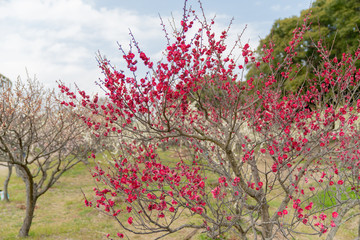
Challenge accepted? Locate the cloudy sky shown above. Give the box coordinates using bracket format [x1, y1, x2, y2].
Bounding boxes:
[0, 0, 312, 94]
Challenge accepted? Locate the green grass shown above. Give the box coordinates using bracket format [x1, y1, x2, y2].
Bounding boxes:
[0, 152, 207, 240]
[311, 186, 360, 208]
[0, 162, 122, 240]
[0, 149, 359, 240]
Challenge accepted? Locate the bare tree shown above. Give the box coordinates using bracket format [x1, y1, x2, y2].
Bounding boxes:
[0, 76, 91, 237]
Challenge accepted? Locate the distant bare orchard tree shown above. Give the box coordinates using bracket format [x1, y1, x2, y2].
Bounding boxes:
[0, 76, 91, 237]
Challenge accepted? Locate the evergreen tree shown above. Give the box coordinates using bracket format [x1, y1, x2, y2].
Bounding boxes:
[247, 0, 360, 93]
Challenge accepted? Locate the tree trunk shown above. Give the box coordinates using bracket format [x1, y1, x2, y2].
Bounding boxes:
[261, 200, 272, 239]
[17, 166, 37, 238]
[326, 201, 358, 240]
[3, 163, 12, 202]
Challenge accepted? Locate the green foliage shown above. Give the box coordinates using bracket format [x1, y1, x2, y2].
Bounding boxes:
[247, 0, 360, 93]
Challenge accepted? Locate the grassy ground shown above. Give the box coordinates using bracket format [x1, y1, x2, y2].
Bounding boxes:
[0, 150, 359, 239]
[0, 154, 206, 240]
[0, 162, 118, 239]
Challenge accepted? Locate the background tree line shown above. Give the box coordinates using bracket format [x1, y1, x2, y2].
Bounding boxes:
[247, 0, 360, 94]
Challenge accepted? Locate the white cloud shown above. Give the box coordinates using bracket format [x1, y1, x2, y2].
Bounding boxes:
[0, 0, 265, 95]
[271, 4, 281, 11]
[0, 0, 163, 93]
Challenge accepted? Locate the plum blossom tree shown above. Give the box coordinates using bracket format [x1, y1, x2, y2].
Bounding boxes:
[61, 2, 360, 239]
[0, 76, 91, 237]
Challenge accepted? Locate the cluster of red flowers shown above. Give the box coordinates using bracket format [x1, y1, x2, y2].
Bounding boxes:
[59, 2, 360, 238]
